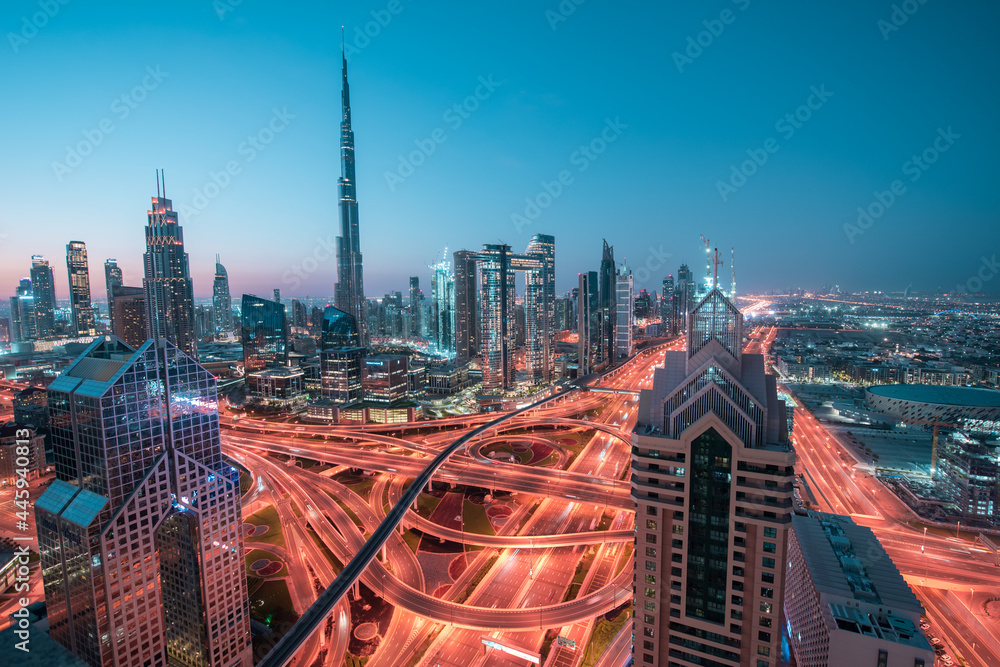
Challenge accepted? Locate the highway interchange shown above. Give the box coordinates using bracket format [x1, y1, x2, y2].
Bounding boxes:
[3, 315, 999, 666]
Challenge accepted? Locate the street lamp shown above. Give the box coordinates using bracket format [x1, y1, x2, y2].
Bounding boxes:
[921, 526, 927, 553]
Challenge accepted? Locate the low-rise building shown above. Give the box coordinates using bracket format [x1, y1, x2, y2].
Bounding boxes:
[363, 354, 409, 404]
[246, 366, 308, 411]
[785, 510, 934, 667]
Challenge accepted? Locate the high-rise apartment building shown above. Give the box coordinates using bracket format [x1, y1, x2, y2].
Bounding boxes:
[241, 294, 287, 374]
[34, 337, 251, 667]
[143, 171, 197, 358]
[785, 511, 934, 667]
[632, 287, 794, 666]
[213, 256, 232, 335]
[334, 43, 368, 346]
[453, 250, 479, 363]
[66, 241, 96, 336]
[31, 255, 57, 339]
[104, 259, 123, 329]
[111, 286, 147, 348]
[615, 265, 633, 359]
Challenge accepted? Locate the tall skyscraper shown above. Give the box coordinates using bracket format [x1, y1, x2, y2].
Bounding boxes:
[291, 299, 307, 329]
[599, 239, 615, 363]
[104, 259, 123, 329]
[675, 263, 694, 334]
[632, 286, 794, 666]
[479, 244, 515, 391]
[578, 271, 600, 375]
[66, 241, 96, 336]
[430, 252, 454, 353]
[111, 285, 147, 348]
[334, 42, 367, 346]
[477, 234, 556, 391]
[523, 234, 555, 382]
[31, 255, 56, 339]
[408, 276, 422, 338]
[35, 337, 251, 667]
[615, 265, 633, 359]
[661, 274, 675, 335]
[241, 294, 288, 374]
[213, 256, 232, 335]
[453, 250, 479, 363]
[143, 170, 197, 358]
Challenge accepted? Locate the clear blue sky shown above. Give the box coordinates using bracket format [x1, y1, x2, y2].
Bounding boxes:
[1, 0, 997, 302]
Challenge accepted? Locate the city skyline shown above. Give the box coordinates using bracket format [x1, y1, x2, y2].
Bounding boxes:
[3, 2, 999, 299]
[2, 6, 999, 666]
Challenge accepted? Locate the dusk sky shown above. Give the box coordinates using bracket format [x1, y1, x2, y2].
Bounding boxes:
[2, 0, 998, 302]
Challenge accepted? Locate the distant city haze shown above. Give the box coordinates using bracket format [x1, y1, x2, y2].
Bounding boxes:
[3, 1, 998, 299]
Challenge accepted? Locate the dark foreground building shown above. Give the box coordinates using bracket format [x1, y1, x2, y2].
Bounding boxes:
[35, 337, 251, 667]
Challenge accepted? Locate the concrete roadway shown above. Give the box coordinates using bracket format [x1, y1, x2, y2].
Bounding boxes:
[416, 370, 646, 666]
[234, 449, 348, 667]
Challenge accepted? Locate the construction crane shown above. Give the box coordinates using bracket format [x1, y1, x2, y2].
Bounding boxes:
[731, 248, 736, 300]
[700, 234, 712, 291]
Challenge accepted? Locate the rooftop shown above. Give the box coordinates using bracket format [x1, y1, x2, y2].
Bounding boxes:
[868, 384, 1000, 407]
[792, 511, 923, 613]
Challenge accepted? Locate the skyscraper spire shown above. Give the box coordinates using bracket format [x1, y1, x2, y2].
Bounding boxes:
[335, 35, 367, 345]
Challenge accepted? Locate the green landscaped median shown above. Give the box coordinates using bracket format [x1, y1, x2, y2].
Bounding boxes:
[463, 499, 495, 536]
[580, 607, 632, 667]
[249, 579, 297, 627]
[244, 549, 288, 578]
[245, 505, 285, 549]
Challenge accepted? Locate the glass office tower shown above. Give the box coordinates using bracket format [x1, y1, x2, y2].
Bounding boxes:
[320, 306, 363, 404]
[213, 256, 232, 336]
[35, 336, 251, 667]
[31, 255, 57, 339]
[241, 294, 288, 374]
